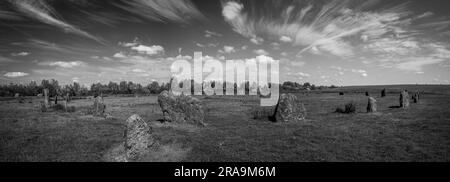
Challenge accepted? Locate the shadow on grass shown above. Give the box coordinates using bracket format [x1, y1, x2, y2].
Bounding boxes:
[389, 106, 401, 109]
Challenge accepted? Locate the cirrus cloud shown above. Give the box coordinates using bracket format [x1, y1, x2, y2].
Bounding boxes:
[4, 72, 29, 78]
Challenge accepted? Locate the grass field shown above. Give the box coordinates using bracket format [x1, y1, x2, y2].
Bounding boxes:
[1, 85, 449, 161]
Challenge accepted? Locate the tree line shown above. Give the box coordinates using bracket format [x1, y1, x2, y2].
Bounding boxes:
[0, 79, 169, 97]
[0, 79, 339, 97]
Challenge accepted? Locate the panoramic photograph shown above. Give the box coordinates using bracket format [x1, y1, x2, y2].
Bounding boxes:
[0, 0, 449, 164]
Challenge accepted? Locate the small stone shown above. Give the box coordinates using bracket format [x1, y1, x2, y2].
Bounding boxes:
[124, 114, 155, 160]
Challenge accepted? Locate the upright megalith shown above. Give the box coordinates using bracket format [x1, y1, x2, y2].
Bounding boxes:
[365, 91, 370, 96]
[65, 93, 70, 103]
[92, 95, 106, 116]
[412, 92, 420, 103]
[274, 93, 307, 122]
[124, 114, 156, 160]
[43, 88, 49, 108]
[157, 90, 205, 126]
[367, 97, 377, 113]
[400, 90, 410, 108]
[64, 93, 70, 111]
[381, 89, 386, 97]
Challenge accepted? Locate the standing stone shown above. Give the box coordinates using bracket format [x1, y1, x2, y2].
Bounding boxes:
[412, 92, 419, 103]
[66, 93, 70, 103]
[54, 95, 58, 105]
[64, 100, 68, 111]
[43, 89, 49, 108]
[365, 91, 370, 96]
[93, 96, 106, 116]
[367, 97, 377, 113]
[63, 93, 69, 111]
[400, 90, 410, 108]
[157, 90, 205, 126]
[381, 89, 386, 97]
[274, 93, 307, 122]
[124, 114, 155, 160]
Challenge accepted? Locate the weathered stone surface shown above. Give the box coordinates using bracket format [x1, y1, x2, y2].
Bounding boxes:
[367, 97, 377, 113]
[124, 114, 155, 160]
[274, 93, 307, 122]
[400, 90, 410, 108]
[157, 90, 205, 126]
[92, 96, 106, 116]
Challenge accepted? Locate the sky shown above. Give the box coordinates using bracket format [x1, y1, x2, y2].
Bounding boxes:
[1, 0, 450, 86]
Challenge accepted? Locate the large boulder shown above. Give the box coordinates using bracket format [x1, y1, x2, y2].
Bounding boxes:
[157, 90, 205, 126]
[367, 97, 377, 113]
[400, 90, 410, 108]
[124, 114, 156, 160]
[274, 93, 307, 122]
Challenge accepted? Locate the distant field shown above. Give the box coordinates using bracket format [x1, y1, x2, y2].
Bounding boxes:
[329, 84, 450, 95]
[0, 85, 449, 161]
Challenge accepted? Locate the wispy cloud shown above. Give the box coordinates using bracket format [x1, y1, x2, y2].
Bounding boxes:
[394, 58, 444, 72]
[11, 52, 29, 57]
[205, 30, 222, 38]
[113, 52, 127, 58]
[279, 36, 292, 43]
[221, 0, 450, 74]
[12, 0, 104, 44]
[38, 61, 86, 68]
[351, 69, 368, 77]
[195, 42, 205, 48]
[0, 56, 16, 63]
[219, 45, 236, 54]
[12, 39, 98, 55]
[0, 9, 22, 20]
[131, 45, 164, 56]
[4, 72, 29, 78]
[222, 1, 264, 44]
[115, 0, 206, 24]
[253, 49, 269, 56]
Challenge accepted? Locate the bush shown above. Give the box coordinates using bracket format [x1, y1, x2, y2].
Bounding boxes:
[335, 102, 356, 114]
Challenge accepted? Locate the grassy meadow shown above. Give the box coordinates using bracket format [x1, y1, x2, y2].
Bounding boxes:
[0, 85, 449, 161]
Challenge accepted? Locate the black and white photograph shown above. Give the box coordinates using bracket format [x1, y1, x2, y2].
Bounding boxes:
[0, 0, 449, 170]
